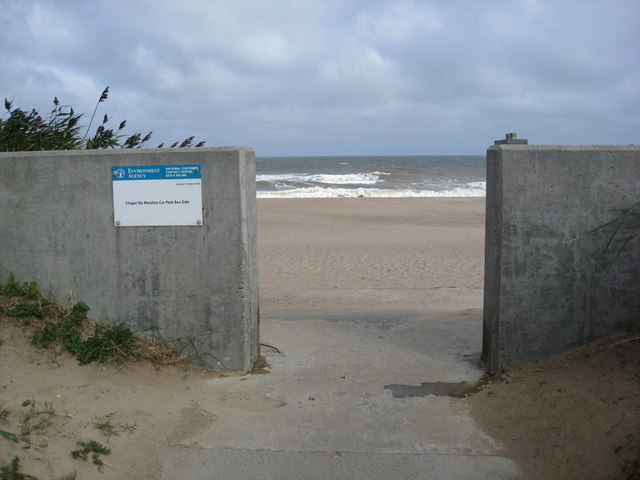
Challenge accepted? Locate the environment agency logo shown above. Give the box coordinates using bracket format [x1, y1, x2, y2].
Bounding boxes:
[114, 168, 126, 179]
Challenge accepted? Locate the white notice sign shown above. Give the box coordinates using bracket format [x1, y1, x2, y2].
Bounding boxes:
[112, 164, 203, 226]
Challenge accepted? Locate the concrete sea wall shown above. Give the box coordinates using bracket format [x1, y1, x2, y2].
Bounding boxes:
[0, 147, 259, 372]
[483, 145, 640, 373]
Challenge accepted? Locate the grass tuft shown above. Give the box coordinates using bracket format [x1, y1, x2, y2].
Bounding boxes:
[92, 412, 137, 441]
[0, 404, 9, 425]
[2, 274, 38, 299]
[0, 430, 19, 444]
[1, 273, 190, 369]
[76, 323, 136, 365]
[7, 303, 44, 320]
[0, 456, 39, 480]
[19, 399, 56, 442]
[1, 87, 205, 151]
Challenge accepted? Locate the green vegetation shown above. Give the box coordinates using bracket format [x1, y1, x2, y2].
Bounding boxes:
[1, 272, 188, 367]
[68, 413, 137, 471]
[70, 440, 111, 470]
[29, 300, 137, 365]
[0, 274, 185, 479]
[1, 273, 38, 299]
[0, 457, 39, 480]
[0, 402, 135, 477]
[0, 399, 56, 450]
[7, 303, 45, 320]
[0, 457, 77, 480]
[1, 86, 204, 151]
[30, 301, 85, 354]
[19, 399, 56, 443]
[76, 323, 136, 365]
[92, 412, 137, 441]
[0, 430, 18, 444]
[0, 404, 10, 425]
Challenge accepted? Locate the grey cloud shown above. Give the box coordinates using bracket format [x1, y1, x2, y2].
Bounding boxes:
[1, 0, 638, 155]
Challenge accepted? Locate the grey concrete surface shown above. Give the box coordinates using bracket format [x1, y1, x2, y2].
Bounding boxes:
[160, 309, 520, 479]
[483, 145, 640, 373]
[0, 148, 259, 372]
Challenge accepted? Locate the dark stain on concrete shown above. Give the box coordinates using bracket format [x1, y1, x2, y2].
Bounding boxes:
[384, 381, 476, 398]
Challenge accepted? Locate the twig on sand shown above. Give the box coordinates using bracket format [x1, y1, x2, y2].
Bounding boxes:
[260, 343, 281, 354]
[608, 335, 640, 348]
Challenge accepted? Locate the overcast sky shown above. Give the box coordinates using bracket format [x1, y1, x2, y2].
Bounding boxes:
[1, 1, 638, 156]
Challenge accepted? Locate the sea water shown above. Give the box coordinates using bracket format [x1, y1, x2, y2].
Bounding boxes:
[256, 155, 485, 198]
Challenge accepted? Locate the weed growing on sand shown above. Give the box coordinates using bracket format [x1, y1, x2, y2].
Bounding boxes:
[7, 303, 45, 320]
[55, 474, 77, 480]
[0, 430, 18, 444]
[0, 456, 39, 480]
[70, 440, 111, 471]
[2, 274, 38, 299]
[19, 399, 56, 443]
[1, 273, 190, 368]
[29, 300, 136, 365]
[0, 399, 56, 449]
[92, 412, 137, 441]
[0, 404, 9, 425]
[31, 302, 87, 352]
[0, 404, 17, 443]
[76, 323, 136, 365]
[0, 456, 77, 480]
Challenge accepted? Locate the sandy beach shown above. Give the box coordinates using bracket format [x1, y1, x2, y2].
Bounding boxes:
[1, 197, 638, 479]
[258, 197, 486, 311]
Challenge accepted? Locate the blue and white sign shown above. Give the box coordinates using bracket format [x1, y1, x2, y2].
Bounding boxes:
[112, 164, 203, 226]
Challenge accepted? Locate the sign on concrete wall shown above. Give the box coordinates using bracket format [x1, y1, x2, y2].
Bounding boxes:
[112, 164, 203, 226]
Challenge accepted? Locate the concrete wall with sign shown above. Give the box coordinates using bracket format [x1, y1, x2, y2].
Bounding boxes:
[0, 147, 259, 372]
[483, 145, 640, 373]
